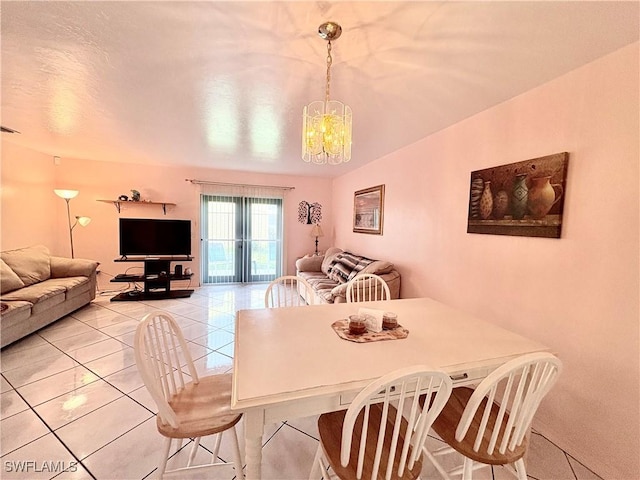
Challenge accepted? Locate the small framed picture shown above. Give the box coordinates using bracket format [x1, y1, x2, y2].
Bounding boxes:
[353, 185, 385, 235]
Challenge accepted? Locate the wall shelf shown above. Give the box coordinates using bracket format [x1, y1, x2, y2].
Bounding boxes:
[97, 199, 176, 215]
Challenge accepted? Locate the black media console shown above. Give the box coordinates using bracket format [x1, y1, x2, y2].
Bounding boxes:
[110, 256, 193, 301]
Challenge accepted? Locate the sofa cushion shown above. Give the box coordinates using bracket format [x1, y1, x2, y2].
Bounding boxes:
[1, 245, 51, 287]
[321, 247, 343, 276]
[0, 300, 33, 324]
[1, 281, 66, 310]
[0, 259, 25, 294]
[44, 276, 92, 300]
[360, 260, 394, 276]
[298, 271, 339, 303]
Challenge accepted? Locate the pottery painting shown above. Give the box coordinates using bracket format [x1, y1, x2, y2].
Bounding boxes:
[467, 152, 569, 238]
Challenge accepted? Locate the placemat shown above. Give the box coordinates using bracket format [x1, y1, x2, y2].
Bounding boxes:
[331, 319, 409, 343]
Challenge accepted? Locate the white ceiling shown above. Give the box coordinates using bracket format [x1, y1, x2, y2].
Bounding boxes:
[1, 1, 638, 178]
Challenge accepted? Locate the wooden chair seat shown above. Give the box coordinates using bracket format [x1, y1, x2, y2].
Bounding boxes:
[318, 404, 423, 480]
[158, 373, 242, 439]
[423, 387, 527, 466]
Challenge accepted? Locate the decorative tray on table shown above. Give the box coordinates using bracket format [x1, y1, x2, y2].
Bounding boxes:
[331, 319, 409, 343]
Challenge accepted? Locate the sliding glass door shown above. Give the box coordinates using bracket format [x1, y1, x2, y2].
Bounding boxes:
[201, 195, 283, 283]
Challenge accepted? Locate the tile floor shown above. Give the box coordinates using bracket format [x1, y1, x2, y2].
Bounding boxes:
[1, 284, 602, 480]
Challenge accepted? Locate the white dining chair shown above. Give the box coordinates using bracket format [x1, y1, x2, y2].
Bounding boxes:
[134, 311, 244, 479]
[421, 352, 562, 480]
[310, 365, 453, 480]
[264, 275, 315, 307]
[345, 273, 391, 303]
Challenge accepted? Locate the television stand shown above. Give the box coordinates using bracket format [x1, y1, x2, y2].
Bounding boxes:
[110, 257, 193, 302]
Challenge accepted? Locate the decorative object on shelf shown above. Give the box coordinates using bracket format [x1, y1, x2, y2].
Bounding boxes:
[467, 152, 569, 238]
[353, 185, 385, 235]
[118, 194, 129, 201]
[54, 189, 91, 258]
[298, 201, 322, 224]
[310, 223, 324, 256]
[302, 21, 352, 165]
[131, 189, 141, 201]
[97, 199, 175, 214]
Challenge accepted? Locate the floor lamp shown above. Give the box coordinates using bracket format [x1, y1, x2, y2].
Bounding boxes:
[310, 223, 324, 256]
[54, 189, 91, 258]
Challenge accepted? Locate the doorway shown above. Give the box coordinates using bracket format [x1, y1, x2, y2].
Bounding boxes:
[201, 195, 283, 283]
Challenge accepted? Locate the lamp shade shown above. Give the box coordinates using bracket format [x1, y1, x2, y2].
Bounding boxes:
[76, 216, 91, 227]
[54, 189, 79, 199]
[310, 224, 324, 237]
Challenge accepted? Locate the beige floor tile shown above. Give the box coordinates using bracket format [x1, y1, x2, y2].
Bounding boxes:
[0, 409, 50, 456]
[56, 395, 153, 460]
[526, 432, 578, 479]
[285, 415, 320, 441]
[81, 417, 163, 480]
[17, 365, 100, 406]
[84, 346, 136, 377]
[98, 319, 141, 338]
[259, 423, 319, 479]
[34, 379, 123, 430]
[51, 330, 111, 352]
[1, 389, 30, 418]
[103, 364, 144, 393]
[38, 320, 97, 342]
[3, 354, 82, 388]
[128, 385, 157, 413]
[1, 374, 12, 393]
[1, 342, 61, 372]
[568, 455, 603, 480]
[190, 328, 235, 350]
[0, 433, 78, 480]
[64, 338, 128, 364]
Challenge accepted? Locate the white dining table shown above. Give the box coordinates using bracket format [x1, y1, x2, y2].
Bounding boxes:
[231, 297, 549, 480]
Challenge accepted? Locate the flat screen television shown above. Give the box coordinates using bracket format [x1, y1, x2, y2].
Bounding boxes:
[119, 218, 191, 257]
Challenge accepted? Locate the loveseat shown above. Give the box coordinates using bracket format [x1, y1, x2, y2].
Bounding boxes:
[0, 245, 99, 348]
[295, 247, 401, 304]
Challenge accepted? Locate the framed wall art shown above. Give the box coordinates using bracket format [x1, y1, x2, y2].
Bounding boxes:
[467, 152, 569, 238]
[353, 184, 385, 235]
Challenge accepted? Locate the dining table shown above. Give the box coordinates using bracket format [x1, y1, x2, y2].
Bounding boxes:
[231, 297, 550, 480]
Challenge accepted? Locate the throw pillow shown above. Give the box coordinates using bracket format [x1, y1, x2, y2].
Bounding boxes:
[1, 245, 51, 287]
[0, 259, 25, 294]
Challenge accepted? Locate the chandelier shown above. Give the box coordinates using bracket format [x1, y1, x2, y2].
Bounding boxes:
[302, 22, 352, 165]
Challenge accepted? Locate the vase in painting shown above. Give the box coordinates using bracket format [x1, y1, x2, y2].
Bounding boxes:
[469, 177, 484, 219]
[527, 176, 564, 220]
[493, 190, 509, 220]
[511, 174, 528, 220]
[479, 181, 493, 220]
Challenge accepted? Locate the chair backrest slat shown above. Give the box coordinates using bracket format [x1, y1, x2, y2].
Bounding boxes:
[265, 275, 314, 308]
[346, 273, 391, 303]
[456, 352, 562, 457]
[134, 311, 200, 429]
[340, 366, 453, 480]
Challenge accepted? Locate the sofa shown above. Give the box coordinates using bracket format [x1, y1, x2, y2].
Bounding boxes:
[296, 247, 401, 304]
[0, 245, 99, 348]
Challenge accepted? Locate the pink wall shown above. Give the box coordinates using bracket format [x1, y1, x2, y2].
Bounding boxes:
[0, 152, 333, 292]
[332, 43, 639, 478]
[1, 142, 58, 251]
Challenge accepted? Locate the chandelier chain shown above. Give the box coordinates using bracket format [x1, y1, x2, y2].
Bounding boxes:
[325, 41, 332, 103]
